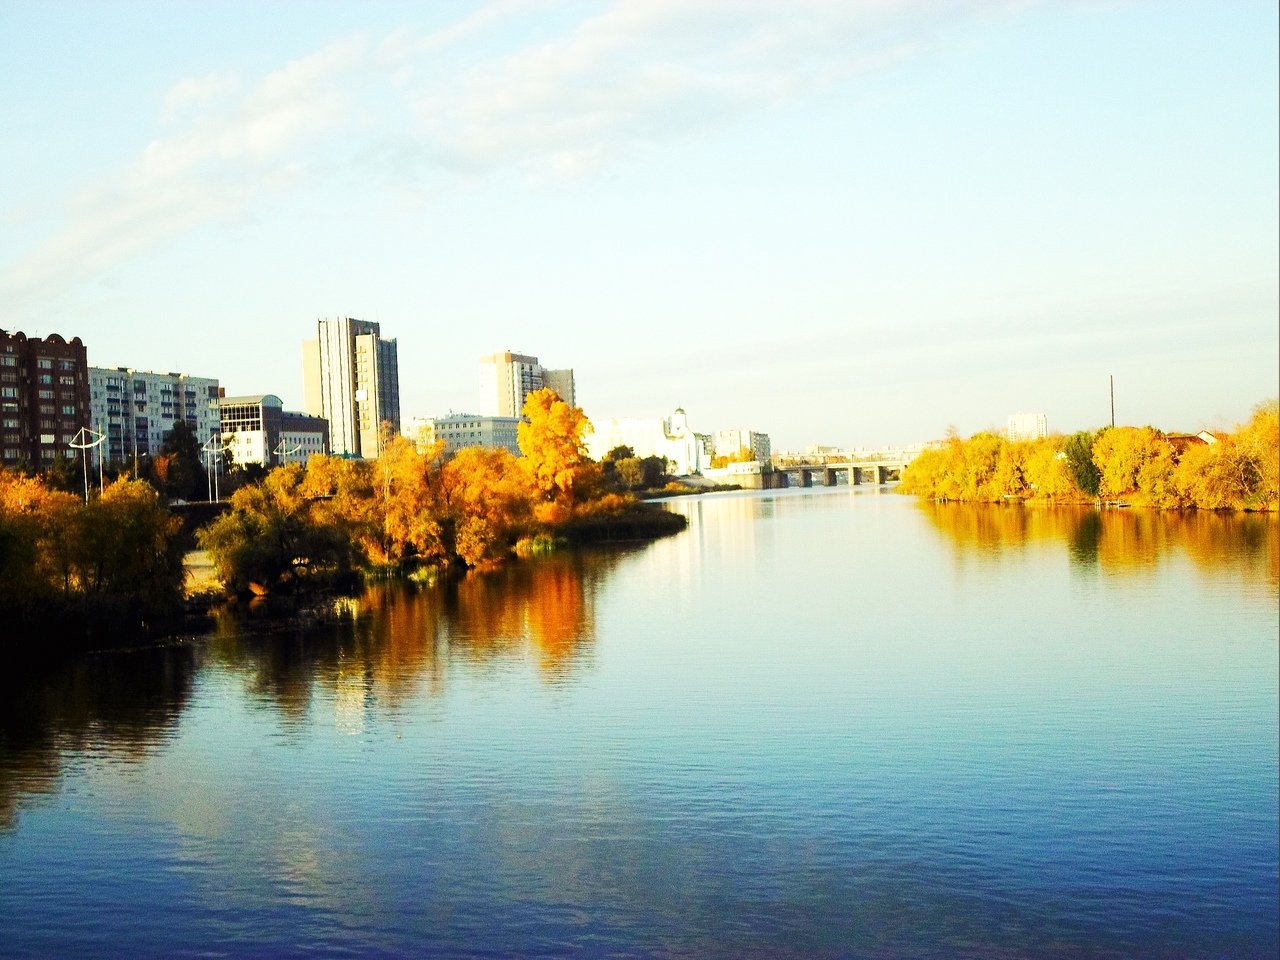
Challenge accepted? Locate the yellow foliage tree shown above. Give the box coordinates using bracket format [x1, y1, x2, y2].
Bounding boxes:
[1235, 400, 1279, 509]
[1092, 427, 1172, 502]
[438, 446, 531, 566]
[1022, 439, 1077, 500]
[518, 388, 593, 506]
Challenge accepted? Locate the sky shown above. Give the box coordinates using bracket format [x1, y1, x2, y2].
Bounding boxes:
[2, 0, 1276, 450]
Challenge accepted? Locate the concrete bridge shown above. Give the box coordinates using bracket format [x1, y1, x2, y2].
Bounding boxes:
[769, 447, 923, 488]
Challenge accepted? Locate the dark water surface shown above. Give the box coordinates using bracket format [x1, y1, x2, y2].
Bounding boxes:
[2, 488, 1277, 958]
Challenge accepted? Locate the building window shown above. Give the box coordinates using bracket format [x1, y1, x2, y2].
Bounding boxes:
[37, 358, 53, 370]
[61, 405, 76, 416]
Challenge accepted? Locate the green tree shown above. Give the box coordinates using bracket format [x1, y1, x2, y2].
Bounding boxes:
[157, 421, 205, 501]
[1062, 430, 1102, 498]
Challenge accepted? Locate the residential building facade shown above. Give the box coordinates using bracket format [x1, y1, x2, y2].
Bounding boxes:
[405, 414, 522, 457]
[303, 317, 400, 458]
[88, 367, 220, 468]
[1007, 412, 1049, 442]
[219, 394, 329, 468]
[0, 330, 90, 469]
[541, 368, 576, 408]
[479, 351, 575, 417]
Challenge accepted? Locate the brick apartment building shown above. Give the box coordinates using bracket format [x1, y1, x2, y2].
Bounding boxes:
[0, 330, 90, 470]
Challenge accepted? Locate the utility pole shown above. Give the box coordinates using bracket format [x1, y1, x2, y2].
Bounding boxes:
[1110, 375, 1115, 428]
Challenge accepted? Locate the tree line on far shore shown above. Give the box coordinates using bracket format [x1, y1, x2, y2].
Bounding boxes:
[900, 401, 1278, 511]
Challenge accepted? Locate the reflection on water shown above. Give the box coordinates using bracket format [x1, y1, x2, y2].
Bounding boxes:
[0, 549, 628, 830]
[0, 491, 1275, 958]
[918, 500, 1279, 585]
[202, 547, 630, 718]
[0, 645, 197, 831]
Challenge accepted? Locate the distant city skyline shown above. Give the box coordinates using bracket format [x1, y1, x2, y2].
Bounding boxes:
[2, 1, 1276, 450]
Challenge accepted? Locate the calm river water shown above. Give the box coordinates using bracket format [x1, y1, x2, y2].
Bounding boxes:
[1, 487, 1277, 958]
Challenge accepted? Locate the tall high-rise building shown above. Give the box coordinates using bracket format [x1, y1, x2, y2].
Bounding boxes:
[541, 368, 576, 409]
[303, 317, 400, 458]
[1007, 412, 1049, 442]
[479, 351, 574, 417]
[1, 330, 90, 470]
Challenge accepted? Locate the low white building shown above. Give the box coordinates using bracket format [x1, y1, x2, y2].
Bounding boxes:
[89, 367, 220, 466]
[585, 408, 710, 476]
[219, 394, 329, 467]
[405, 414, 523, 457]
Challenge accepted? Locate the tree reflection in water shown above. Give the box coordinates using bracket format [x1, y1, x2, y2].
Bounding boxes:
[0, 548, 632, 827]
[0, 644, 198, 831]
[917, 501, 1279, 586]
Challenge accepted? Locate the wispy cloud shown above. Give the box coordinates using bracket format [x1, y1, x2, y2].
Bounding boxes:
[160, 70, 242, 124]
[3, 35, 368, 307]
[407, 0, 974, 176]
[1, 0, 1010, 312]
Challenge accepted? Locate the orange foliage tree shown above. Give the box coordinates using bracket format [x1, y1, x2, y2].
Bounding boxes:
[518, 388, 596, 515]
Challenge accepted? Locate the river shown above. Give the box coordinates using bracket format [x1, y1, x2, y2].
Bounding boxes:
[1, 486, 1276, 958]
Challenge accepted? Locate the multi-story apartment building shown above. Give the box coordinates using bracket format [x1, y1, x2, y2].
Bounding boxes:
[479, 351, 575, 417]
[712, 429, 772, 463]
[303, 317, 400, 458]
[1007, 412, 1049, 442]
[541, 368, 576, 408]
[0, 330, 90, 469]
[404, 414, 523, 457]
[88, 367, 220, 468]
[219, 394, 329, 468]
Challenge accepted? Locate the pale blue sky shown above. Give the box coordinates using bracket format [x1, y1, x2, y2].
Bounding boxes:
[2, 0, 1276, 449]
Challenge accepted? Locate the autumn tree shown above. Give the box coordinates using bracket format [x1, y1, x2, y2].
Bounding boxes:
[1092, 426, 1177, 504]
[518, 388, 594, 511]
[1, 472, 185, 644]
[367, 435, 443, 569]
[199, 463, 356, 595]
[74, 479, 185, 619]
[1022, 439, 1078, 500]
[1235, 400, 1279, 509]
[710, 446, 756, 469]
[437, 446, 531, 566]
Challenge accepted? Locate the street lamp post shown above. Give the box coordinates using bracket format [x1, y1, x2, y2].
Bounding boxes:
[68, 427, 106, 503]
[202, 433, 233, 503]
[273, 438, 302, 465]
